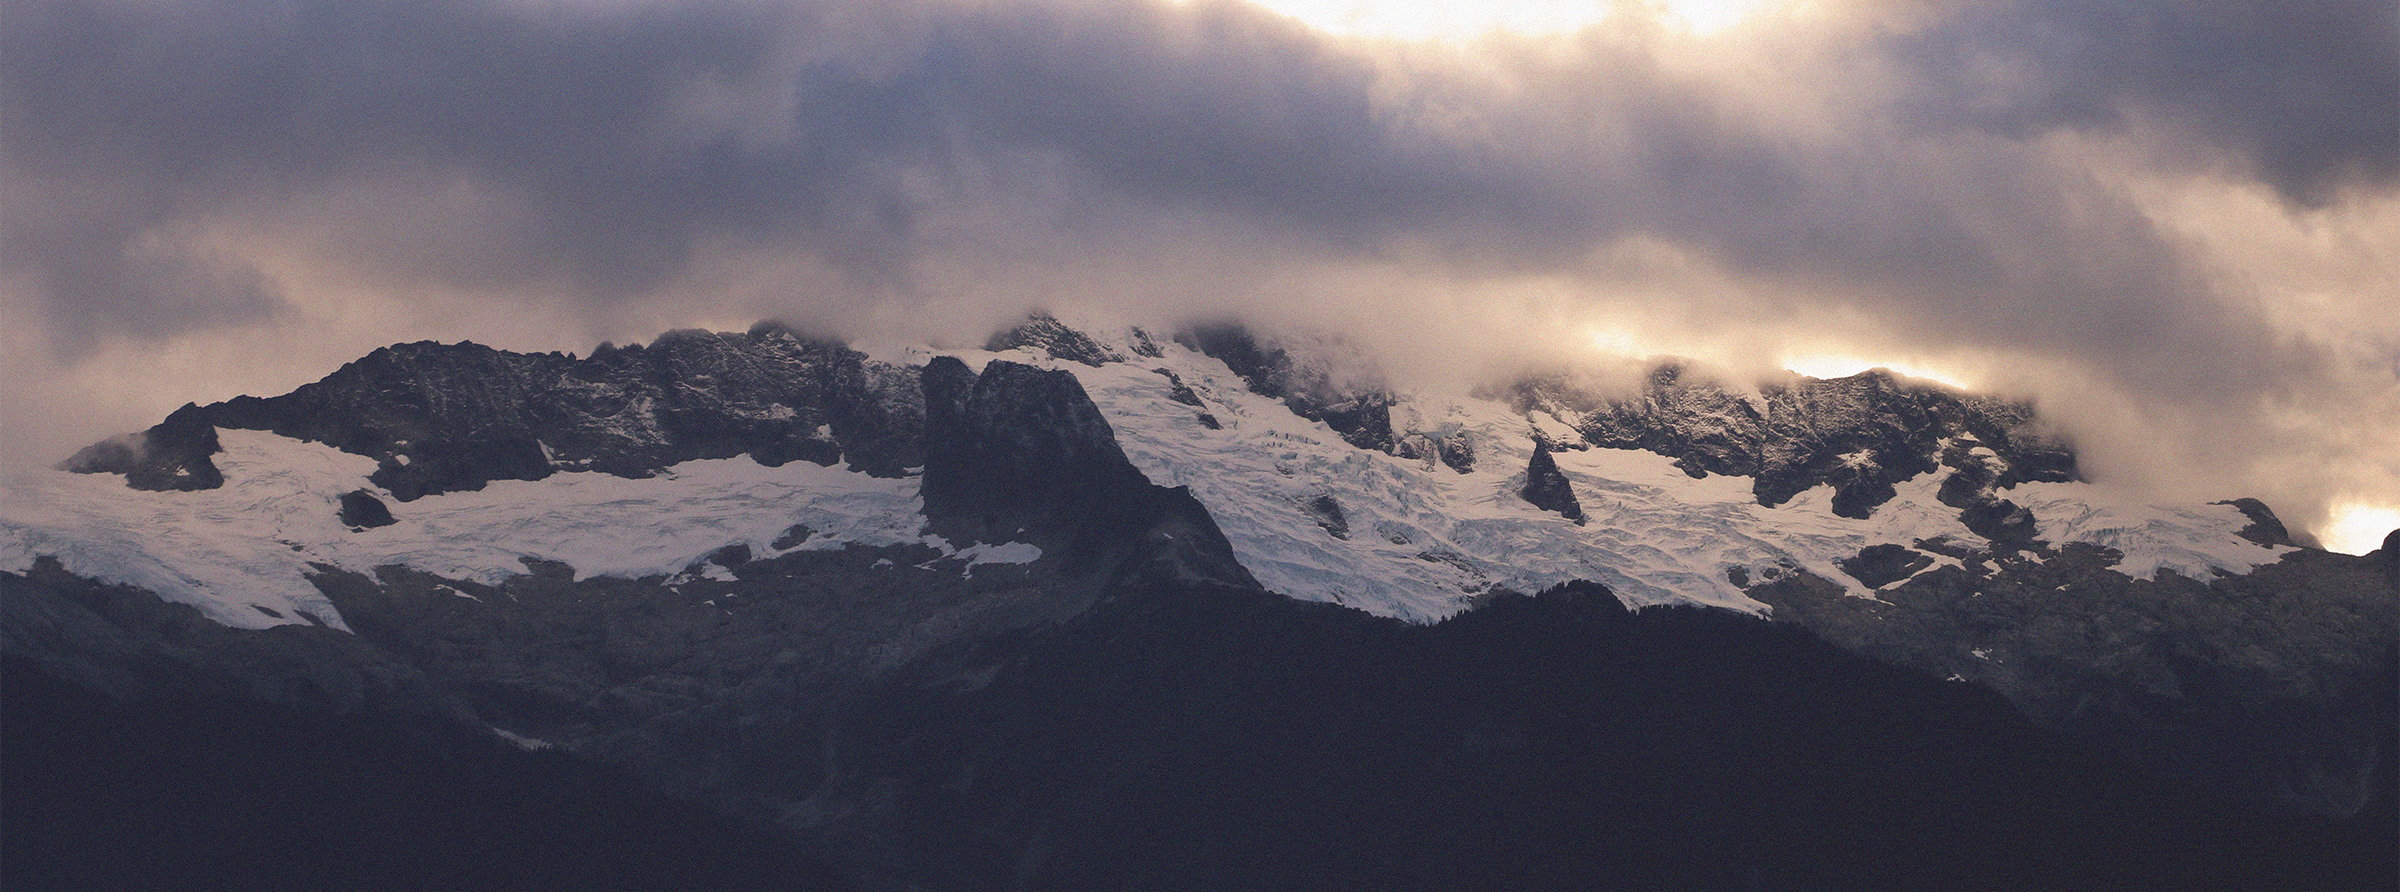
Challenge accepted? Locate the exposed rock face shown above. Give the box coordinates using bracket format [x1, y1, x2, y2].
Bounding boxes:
[1395, 429, 1476, 473]
[65, 326, 927, 500]
[60, 404, 225, 491]
[1935, 441, 2043, 550]
[921, 357, 1204, 567]
[1748, 544, 2399, 818]
[1175, 323, 1398, 453]
[1303, 494, 1350, 539]
[1519, 444, 1585, 523]
[1836, 543, 1933, 589]
[1154, 367, 1222, 429]
[20, 346, 1268, 839]
[2382, 530, 2400, 587]
[336, 490, 396, 529]
[1501, 363, 2078, 528]
[1170, 321, 1478, 473]
[922, 358, 1141, 515]
[984, 312, 1127, 366]
[2217, 498, 2302, 548]
[1439, 434, 1474, 472]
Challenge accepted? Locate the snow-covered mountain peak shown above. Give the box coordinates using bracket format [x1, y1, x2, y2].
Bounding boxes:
[961, 315, 2287, 618]
[10, 317, 2297, 628]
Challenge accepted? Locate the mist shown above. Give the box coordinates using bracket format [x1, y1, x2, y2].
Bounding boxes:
[2, 0, 2393, 550]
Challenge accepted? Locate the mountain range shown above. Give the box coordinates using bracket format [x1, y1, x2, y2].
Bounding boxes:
[5, 314, 2393, 891]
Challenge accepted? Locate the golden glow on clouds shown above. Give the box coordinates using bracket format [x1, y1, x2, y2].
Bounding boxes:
[1782, 354, 1975, 390]
[1584, 325, 1652, 357]
[1240, 0, 1775, 39]
[2322, 504, 2400, 556]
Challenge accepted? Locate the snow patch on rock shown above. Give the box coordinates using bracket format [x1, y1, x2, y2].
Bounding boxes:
[2013, 481, 2290, 579]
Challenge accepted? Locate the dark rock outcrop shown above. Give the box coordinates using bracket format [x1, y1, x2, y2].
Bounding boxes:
[921, 359, 1141, 530]
[1439, 435, 1474, 472]
[1519, 444, 1585, 523]
[1303, 494, 1350, 539]
[1154, 367, 1221, 429]
[1395, 430, 1476, 473]
[2217, 498, 2301, 548]
[336, 490, 397, 529]
[1837, 543, 1934, 588]
[1936, 440, 2043, 550]
[65, 327, 929, 500]
[1174, 323, 1280, 393]
[60, 403, 224, 491]
[1158, 368, 1205, 407]
[2381, 529, 2400, 588]
[919, 357, 1257, 588]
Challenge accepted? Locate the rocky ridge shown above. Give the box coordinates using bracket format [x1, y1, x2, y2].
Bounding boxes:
[65, 324, 928, 500]
[18, 314, 2397, 833]
[1499, 362, 2079, 529]
[62, 316, 2076, 561]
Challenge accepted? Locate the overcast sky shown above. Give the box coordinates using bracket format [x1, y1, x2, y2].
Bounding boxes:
[4, 0, 2395, 550]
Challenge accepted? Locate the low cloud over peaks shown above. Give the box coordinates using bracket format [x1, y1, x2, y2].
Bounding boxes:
[2, 0, 2393, 545]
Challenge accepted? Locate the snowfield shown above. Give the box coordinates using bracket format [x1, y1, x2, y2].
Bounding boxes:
[0, 429, 1029, 630]
[2011, 481, 2289, 580]
[2, 327, 2289, 630]
[989, 325, 2292, 620]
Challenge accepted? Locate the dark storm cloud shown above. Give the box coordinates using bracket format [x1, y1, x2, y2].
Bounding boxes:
[5, 0, 2389, 333]
[774, 0, 2268, 388]
[0, 199, 287, 344]
[9, 0, 2340, 330]
[2, 0, 2392, 534]
[785, 1, 1579, 254]
[0, 0, 2341, 409]
[2, 0, 852, 347]
[1887, 0, 2400, 207]
[5, 0, 1789, 344]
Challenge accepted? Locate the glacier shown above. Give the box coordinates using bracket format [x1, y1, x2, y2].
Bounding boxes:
[1, 429, 1016, 630]
[2, 322, 2291, 630]
[982, 328, 2288, 620]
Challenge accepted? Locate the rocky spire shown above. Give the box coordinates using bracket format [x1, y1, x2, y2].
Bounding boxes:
[1520, 443, 1585, 524]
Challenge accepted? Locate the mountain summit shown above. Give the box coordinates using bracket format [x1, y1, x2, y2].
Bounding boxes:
[5, 314, 2393, 890]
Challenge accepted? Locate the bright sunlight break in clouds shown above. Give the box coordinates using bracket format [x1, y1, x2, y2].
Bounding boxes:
[1230, 0, 1777, 39]
[2, 0, 2395, 551]
[2325, 505, 2400, 557]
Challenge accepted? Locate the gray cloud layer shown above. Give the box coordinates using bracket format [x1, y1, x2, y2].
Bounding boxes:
[1889, 0, 2399, 207]
[4, 0, 2395, 543]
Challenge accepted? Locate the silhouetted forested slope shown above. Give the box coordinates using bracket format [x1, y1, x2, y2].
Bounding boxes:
[2, 656, 853, 892]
